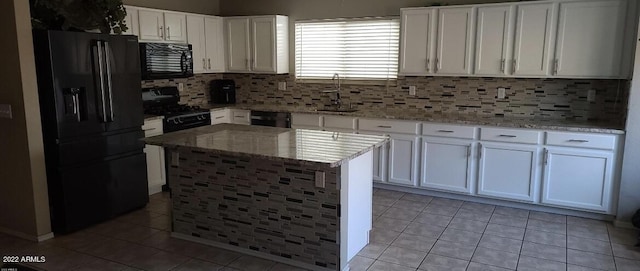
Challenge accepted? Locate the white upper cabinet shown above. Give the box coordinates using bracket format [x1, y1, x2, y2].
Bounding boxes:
[138, 10, 165, 41]
[474, 5, 512, 76]
[436, 7, 474, 75]
[225, 16, 289, 74]
[512, 3, 554, 76]
[554, 0, 626, 78]
[122, 6, 139, 36]
[399, 9, 436, 76]
[187, 15, 225, 73]
[163, 13, 187, 42]
[205, 17, 225, 72]
[137, 8, 186, 43]
[226, 18, 251, 72]
[187, 15, 207, 73]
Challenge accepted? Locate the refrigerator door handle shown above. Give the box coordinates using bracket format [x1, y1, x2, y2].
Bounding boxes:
[96, 41, 108, 123]
[104, 41, 115, 122]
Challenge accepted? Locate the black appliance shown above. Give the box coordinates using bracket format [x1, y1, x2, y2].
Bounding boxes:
[142, 87, 211, 133]
[210, 79, 236, 104]
[250, 111, 291, 128]
[32, 30, 148, 234]
[139, 43, 193, 80]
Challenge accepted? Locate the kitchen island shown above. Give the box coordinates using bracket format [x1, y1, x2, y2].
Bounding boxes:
[144, 124, 388, 271]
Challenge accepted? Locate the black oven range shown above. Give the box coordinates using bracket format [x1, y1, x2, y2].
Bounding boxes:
[142, 87, 211, 133]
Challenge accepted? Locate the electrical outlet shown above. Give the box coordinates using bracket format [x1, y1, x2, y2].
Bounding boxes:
[0, 104, 12, 119]
[278, 82, 287, 91]
[497, 88, 506, 99]
[178, 83, 184, 92]
[587, 89, 596, 102]
[409, 86, 417, 96]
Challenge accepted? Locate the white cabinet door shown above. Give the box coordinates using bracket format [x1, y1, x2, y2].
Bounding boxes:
[251, 17, 277, 73]
[388, 134, 419, 186]
[436, 7, 474, 75]
[554, 0, 626, 77]
[399, 9, 435, 75]
[373, 144, 388, 183]
[226, 18, 251, 72]
[122, 6, 139, 36]
[138, 10, 165, 41]
[187, 15, 207, 73]
[164, 13, 187, 42]
[512, 3, 554, 76]
[144, 145, 165, 195]
[542, 148, 614, 212]
[421, 138, 473, 194]
[478, 143, 539, 202]
[474, 5, 512, 76]
[205, 17, 226, 72]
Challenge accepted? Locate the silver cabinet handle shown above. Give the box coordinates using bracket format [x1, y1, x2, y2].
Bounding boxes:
[235, 115, 244, 118]
[554, 59, 559, 75]
[499, 134, 517, 138]
[215, 116, 224, 119]
[104, 41, 114, 122]
[568, 139, 589, 143]
[166, 26, 171, 39]
[437, 130, 454, 133]
[501, 59, 505, 72]
[203, 58, 206, 69]
[544, 149, 549, 165]
[159, 26, 163, 38]
[426, 58, 430, 72]
[435, 58, 440, 72]
[143, 127, 157, 131]
[377, 125, 392, 128]
[208, 58, 212, 69]
[478, 143, 483, 159]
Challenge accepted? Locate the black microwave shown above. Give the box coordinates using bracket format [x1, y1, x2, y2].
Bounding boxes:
[139, 43, 193, 80]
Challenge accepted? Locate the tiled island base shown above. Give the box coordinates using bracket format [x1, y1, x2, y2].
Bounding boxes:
[167, 147, 373, 271]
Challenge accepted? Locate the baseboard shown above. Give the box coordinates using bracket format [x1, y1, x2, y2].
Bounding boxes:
[374, 183, 615, 221]
[614, 220, 636, 229]
[0, 226, 54, 242]
[171, 232, 334, 271]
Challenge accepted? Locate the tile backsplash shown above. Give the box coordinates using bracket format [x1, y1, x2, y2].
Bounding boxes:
[141, 73, 223, 105]
[142, 73, 629, 123]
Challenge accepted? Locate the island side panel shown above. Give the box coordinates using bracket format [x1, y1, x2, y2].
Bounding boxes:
[167, 147, 340, 270]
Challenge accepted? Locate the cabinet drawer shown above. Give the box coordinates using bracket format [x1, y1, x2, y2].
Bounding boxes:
[292, 114, 321, 127]
[546, 132, 617, 150]
[422, 123, 476, 139]
[323, 116, 357, 130]
[481, 127, 541, 144]
[211, 109, 230, 124]
[230, 109, 250, 124]
[142, 119, 163, 137]
[359, 119, 420, 134]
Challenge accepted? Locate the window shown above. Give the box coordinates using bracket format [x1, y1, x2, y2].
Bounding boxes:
[295, 18, 400, 81]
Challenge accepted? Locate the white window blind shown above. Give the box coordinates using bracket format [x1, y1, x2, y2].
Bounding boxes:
[295, 18, 400, 81]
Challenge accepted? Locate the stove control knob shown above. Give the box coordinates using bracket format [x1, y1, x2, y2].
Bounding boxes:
[178, 118, 184, 124]
[172, 119, 179, 124]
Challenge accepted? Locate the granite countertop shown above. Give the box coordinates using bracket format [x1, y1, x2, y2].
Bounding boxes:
[144, 124, 389, 167]
[200, 103, 625, 134]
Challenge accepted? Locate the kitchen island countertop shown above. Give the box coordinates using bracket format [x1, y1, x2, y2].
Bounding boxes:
[144, 123, 388, 167]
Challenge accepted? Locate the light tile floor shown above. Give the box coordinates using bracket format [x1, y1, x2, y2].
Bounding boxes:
[1, 189, 639, 271]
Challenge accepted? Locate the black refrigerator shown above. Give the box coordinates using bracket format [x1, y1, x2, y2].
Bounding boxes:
[33, 30, 149, 233]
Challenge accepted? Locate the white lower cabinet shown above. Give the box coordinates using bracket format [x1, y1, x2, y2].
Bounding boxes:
[142, 119, 165, 195]
[477, 143, 540, 202]
[421, 138, 474, 194]
[372, 144, 388, 183]
[388, 134, 420, 186]
[542, 147, 614, 212]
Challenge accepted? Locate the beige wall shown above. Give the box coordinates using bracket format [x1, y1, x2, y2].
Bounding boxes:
[123, 0, 220, 15]
[0, 0, 51, 240]
[219, 0, 511, 18]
